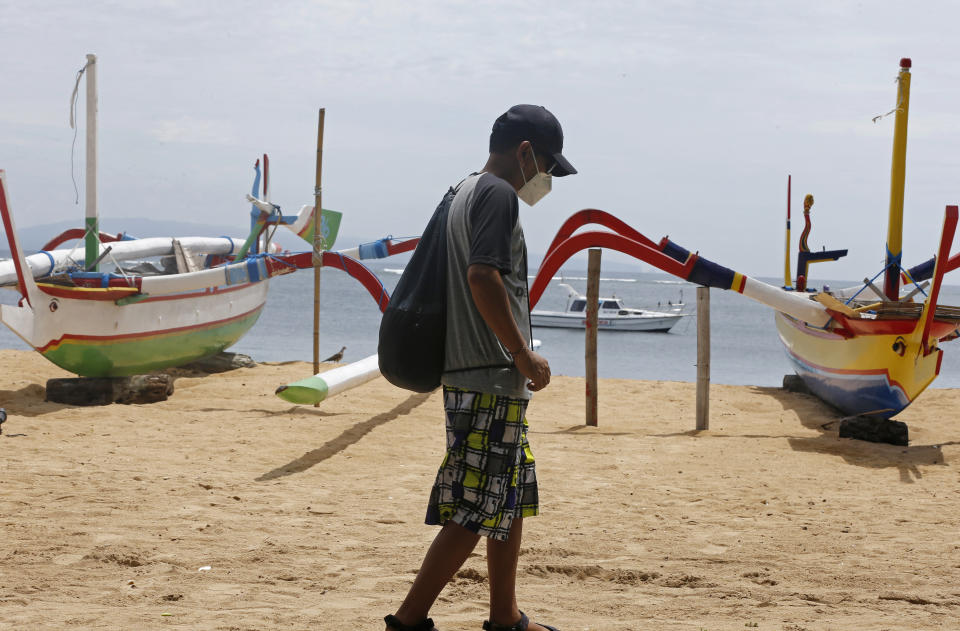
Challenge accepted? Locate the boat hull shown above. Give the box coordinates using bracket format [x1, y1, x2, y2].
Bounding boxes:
[775, 311, 942, 419]
[1, 282, 268, 377]
[531, 311, 684, 332]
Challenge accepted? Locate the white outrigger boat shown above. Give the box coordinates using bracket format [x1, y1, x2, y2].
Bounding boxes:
[0, 55, 417, 379]
[530, 283, 686, 332]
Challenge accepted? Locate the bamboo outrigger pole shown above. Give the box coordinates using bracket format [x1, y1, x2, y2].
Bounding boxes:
[312, 108, 326, 382]
[883, 58, 912, 301]
[84, 54, 99, 272]
[783, 175, 792, 289]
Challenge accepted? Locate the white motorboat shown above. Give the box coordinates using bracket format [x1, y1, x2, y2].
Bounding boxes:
[531, 283, 686, 332]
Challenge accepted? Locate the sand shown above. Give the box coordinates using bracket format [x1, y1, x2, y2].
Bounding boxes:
[1, 348, 959, 630]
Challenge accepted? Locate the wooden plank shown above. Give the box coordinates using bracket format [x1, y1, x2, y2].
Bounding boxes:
[171, 239, 198, 273]
[46, 375, 173, 406]
[813, 292, 859, 317]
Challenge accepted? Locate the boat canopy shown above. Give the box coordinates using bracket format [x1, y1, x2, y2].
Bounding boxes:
[567, 297, 627, 312]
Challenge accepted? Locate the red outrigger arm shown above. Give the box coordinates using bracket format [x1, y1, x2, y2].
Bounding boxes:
[531, 229, 696, 308]
[266, 237, 419, 311]
[0, 171, 40, 306]
[531, 208, 719, 308]
[530, 208, 833, 327]
[533, 209, 684, 307]
[383, 238, 419, 257]
[42, 228, 127, 252]
[918, 205, 958, 355]
[65, 249, 398, 312]
[266, 251, 394, 312]
[543, 209, 661, 257]
[321, 252, 391, 311]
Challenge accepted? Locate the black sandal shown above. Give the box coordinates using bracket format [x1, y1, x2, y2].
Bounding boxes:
[384, 613, 438, 631]
[482, 611, 559, 631]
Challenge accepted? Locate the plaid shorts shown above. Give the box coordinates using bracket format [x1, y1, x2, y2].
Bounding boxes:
[424, 386, 539, 541]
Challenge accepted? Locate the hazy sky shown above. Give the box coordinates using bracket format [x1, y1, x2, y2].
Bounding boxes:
[2, 0, 960, 281]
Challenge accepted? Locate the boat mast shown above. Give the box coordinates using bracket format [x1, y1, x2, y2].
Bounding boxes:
[84, 53, 99, 272]
[883, 58, 912, 300]
[783, 175, 792, 289]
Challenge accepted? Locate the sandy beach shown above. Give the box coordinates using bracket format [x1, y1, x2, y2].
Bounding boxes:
[2, 348, 959, 630]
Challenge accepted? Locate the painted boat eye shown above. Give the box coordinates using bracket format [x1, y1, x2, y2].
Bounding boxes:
[891, 337, 906, 356]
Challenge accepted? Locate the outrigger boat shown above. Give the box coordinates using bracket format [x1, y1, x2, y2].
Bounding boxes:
[770, 58, 960, 420]
[0, 166, 416, 377]
[526, 58, 960, 422]
[0, 55, 415, 378]
[531, 283, 686, 332]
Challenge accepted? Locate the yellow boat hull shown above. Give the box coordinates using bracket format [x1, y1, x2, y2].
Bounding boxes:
[775, 312, 942, 419]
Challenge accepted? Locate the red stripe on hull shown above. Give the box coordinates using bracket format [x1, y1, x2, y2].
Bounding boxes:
[36, 304, 264, 352]
[135, 282, 260, 304]
[780, 313, 842, 339]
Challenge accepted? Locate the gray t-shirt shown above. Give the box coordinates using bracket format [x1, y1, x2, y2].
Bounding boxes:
[441, 172, 532, 399]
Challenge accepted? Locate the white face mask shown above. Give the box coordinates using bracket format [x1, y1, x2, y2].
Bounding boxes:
[517, 149, 552, 206]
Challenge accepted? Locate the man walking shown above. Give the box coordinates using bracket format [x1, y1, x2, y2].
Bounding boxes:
[385, 105, 576, 631]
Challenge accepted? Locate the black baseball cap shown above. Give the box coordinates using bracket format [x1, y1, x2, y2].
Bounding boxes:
[489, 104, 577, 177]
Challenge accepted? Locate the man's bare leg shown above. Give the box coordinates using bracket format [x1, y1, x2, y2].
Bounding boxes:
[388, 522, 481, 629]
[486, 518, 550, 631]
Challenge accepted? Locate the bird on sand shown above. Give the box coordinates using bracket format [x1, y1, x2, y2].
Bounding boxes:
[323, 346, 346, 363]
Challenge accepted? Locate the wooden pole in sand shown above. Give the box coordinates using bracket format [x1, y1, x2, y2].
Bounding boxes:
[696, 286, 710, 430]
[312, 109, 326, 392]
[585, 248, 601, 426]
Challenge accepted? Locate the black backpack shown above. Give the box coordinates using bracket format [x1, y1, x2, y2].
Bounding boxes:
[378, 186, 457, 392]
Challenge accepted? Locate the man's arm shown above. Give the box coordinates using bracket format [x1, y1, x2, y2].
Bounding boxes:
[467, 263, 551, 392]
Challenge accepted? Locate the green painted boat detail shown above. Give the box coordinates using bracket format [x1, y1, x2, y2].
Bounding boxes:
[41, 307, 263, 377]
[275, 376, 329, 405]
[115, 293, 152, 306]
[85, 216, 99, 273]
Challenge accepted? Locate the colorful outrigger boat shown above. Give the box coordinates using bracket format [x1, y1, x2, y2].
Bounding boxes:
[0, 55, 415, 378]
[0, 161, 414, 378]
[768, 59, 960, 419]
[527, 58, 960, 421]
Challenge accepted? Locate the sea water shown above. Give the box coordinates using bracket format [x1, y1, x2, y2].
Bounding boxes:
[3, 264, 960, 388]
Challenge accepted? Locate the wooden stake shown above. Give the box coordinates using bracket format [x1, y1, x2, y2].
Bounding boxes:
[585, 248, 601, 427]
[696, 286, 710, 430]
[312, 108, 326, 390]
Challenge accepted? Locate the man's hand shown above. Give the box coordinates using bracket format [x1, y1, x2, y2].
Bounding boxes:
[514, 348, 551, 392]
